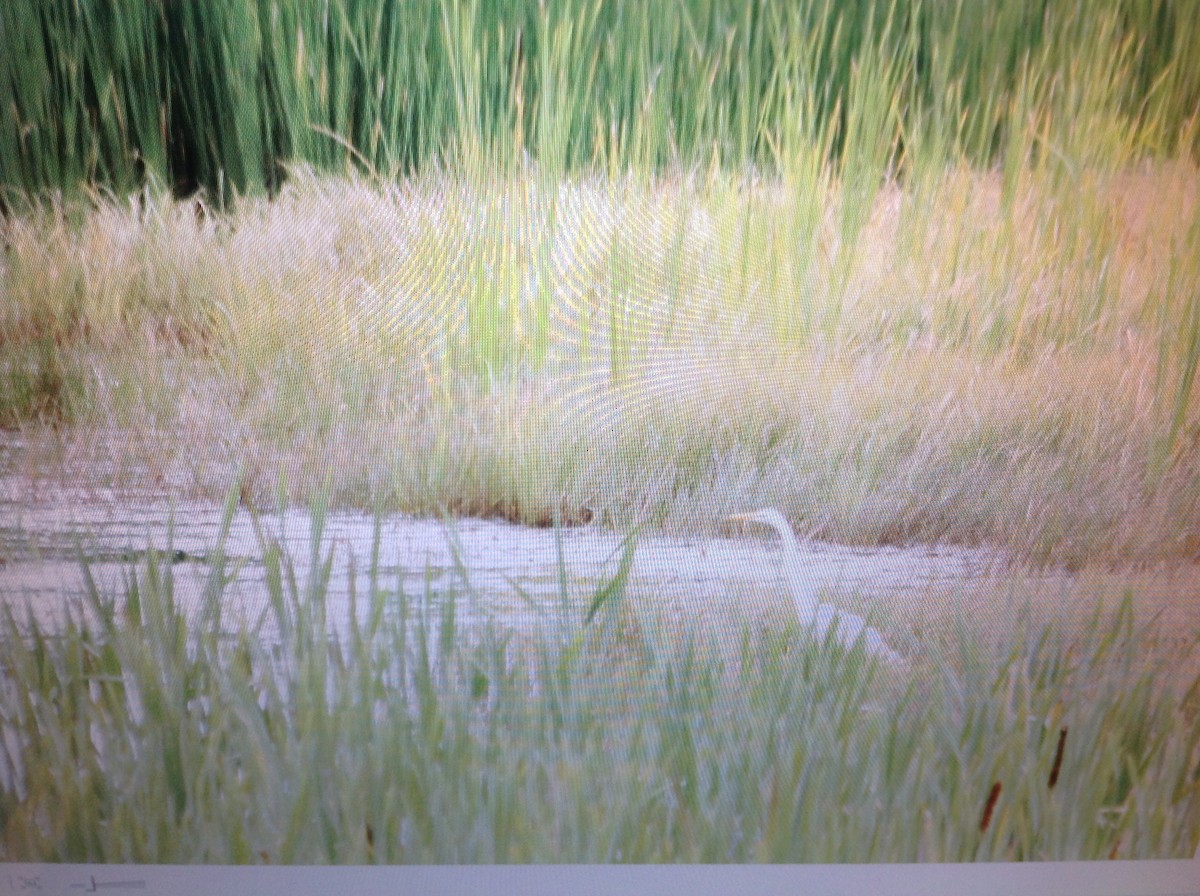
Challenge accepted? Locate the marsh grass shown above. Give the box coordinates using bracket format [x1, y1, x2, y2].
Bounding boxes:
[0, 505, 1197, 862]
[2, 159, 1198, 567]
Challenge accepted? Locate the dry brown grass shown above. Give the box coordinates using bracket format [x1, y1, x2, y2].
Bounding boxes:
[2, 163, 1198, 569]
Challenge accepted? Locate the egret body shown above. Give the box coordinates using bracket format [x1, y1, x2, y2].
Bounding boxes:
[728, 508, 902, 663]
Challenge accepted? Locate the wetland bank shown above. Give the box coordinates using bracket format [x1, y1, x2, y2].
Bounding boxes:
[2, 0, 1199, 865]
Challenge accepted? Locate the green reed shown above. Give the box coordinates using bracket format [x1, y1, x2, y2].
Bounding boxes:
[3, 0, 1197, 204]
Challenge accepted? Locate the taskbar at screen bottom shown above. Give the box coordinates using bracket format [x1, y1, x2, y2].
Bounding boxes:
[3, 860, 1199, 896]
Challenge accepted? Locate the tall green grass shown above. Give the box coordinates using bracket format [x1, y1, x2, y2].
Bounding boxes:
[1, 504, 1197, 862]
[3, 0, 1198, 202]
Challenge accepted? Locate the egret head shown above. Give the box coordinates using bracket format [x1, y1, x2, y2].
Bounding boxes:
[727, 508, 796, 540]
[728, 508, 806, 560]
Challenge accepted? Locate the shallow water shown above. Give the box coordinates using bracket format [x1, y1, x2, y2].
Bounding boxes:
[0, 469, 1010, 639]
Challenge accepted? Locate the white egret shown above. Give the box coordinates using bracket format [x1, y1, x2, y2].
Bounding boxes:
[728, 508, 902, 663]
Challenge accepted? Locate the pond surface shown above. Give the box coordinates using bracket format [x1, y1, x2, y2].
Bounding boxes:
[0, 470, 1012, 643]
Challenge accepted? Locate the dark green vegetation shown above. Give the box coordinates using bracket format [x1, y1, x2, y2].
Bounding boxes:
[1, 503, 1197, 862]
[2, 0, 1198, 203]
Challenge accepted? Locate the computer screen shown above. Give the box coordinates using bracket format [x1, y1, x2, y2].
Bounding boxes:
[1, 1, 1197, 893]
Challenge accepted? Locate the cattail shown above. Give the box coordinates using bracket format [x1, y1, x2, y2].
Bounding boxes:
[1048, 726, 1068, 790]
[979, 781, 1002, 833]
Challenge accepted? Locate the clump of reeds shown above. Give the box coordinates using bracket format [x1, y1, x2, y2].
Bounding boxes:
[3, 0, 1197, 199]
